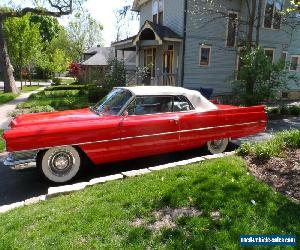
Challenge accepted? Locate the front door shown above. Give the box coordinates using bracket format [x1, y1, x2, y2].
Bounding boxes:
[120, 95, 180, 160]
[163, 45, 174, 85]
[143, 48, 156, 85]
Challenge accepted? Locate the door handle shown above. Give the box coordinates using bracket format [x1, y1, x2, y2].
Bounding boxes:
[170, 118, 179, 124]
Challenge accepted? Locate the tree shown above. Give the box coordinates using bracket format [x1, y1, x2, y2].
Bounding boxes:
[0, 0, 84, 93]
[4, 14, 42, 86]
[30, 15, 60, 43]
[232, 47, 298, 105]
[104, 58, 126, 90]
[67, 11, 103, 61]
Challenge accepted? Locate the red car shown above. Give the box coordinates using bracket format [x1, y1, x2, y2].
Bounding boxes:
[3, 86, 267, 183]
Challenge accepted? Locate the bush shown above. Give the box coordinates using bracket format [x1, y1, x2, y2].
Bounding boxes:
[88, 86, 109, 103]
[46, 85, 85, 91]
[52, 78, 63, 85]
[289, 105, 300, 116]
[237, 129, 300, 159]
[104, 58, 126, 90]
[29, 105, 55, 113]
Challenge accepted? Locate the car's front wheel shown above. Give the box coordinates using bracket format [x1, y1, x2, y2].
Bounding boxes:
[206, 138, 229, 154]
[38, 146, 81, 183]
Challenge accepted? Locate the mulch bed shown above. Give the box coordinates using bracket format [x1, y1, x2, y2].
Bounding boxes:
[245, 149, 300, 203]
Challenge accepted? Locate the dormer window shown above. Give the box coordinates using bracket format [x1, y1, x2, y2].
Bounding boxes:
[264, 0, 284, 29]
[153, 0, 163, 25]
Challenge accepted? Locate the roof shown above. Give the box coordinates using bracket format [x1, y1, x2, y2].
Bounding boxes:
[119, 86, 218, 112]
[133, 21, 182, 45]
[81, 47, 135, 66]
[146, 21, 182, 41]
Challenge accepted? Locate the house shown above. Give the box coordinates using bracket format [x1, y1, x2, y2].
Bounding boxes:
[80, 46, 136, 83]
[112, 0, 300, 99]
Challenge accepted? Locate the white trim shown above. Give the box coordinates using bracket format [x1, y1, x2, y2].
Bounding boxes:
[152, 0, 164, 25]
[199, 45, 211, 67]
[264, 47, 275, 63]
[225, 11, 239, 48]
[10, 120, 267, 154]
[289, 55, 300, 71]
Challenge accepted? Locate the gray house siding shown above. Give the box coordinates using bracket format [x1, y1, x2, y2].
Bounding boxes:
[183, 0, 300, 95]
[183, 0, 241, 94]
[139, 0, 184, 35]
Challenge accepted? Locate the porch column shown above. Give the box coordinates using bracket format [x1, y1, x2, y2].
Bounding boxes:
[136, 45, 140, 84]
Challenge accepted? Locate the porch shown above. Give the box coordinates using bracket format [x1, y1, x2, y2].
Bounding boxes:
[112, 20, 183, 86]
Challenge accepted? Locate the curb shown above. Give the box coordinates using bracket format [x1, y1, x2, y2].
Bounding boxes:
[0, 151, 235, 214]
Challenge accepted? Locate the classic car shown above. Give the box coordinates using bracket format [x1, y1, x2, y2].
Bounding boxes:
[2, 86, 267, 183]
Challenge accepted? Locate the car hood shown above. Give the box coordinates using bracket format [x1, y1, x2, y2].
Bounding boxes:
[10, 108, 101, 128]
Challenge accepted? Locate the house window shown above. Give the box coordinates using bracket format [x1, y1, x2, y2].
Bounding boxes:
[199, 45, 211, 66]
[264, 0, 284, 29]
[153, 0, 163, 25]
[264, 48, 275, 63]
[290, 56, 299, 71]
[281, 51, 287, 62]
[226, 12, 238, 47]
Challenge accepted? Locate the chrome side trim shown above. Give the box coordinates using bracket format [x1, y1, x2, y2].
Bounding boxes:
[3, 151, 38, 167]
[11, 120, 266, 153]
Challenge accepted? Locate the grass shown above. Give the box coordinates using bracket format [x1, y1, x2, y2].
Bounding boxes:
[0, 156, 299, 249]
[0, 92, 18, 105]
[16, 84, 91, 113]
[237, 129, 300, 159]
[0, 130, 4, 152]
[20, 85, 41, 93]
[0, 85, 41, 105]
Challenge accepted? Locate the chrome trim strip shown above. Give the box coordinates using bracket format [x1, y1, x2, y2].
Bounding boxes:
[11, 120, 266, 153]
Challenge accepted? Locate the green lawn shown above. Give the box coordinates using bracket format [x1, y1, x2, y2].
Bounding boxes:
[0, 92, 18, 105]
[0, 130, 4, 152]
[0, 156, 299, 249]
[20, 85, 41, 93]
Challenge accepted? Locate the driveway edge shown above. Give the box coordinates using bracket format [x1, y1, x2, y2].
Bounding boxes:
[0, 151, 235, 214]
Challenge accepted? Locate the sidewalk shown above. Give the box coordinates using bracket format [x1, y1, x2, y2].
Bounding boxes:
[0, 88, 46, 130]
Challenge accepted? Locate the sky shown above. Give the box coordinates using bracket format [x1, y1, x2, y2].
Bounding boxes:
[83, 0, 139, 46]
[1, 0, 140, 46]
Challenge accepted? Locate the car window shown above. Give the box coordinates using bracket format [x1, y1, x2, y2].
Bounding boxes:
[127, 96, 173, 115]
[173, 96, 194, 112]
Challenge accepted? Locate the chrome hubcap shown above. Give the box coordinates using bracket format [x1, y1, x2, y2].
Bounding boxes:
[48, 151, 74, 177]
[210, 140, 224, 149]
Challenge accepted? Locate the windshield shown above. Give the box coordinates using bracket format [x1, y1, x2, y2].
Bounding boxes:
[92, 88, 132, 115]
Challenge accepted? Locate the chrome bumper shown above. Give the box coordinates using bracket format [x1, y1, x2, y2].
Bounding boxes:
[3, 151, 38, 167]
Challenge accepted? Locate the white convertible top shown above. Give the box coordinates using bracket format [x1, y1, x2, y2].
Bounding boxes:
[120, 86, 218, 112]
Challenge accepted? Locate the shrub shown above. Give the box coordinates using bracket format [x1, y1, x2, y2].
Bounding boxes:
[289, 105, 300, 116]
[88, 86, 109, 103]
[237, 129, 300, 159]
[46, 85, 85, 91]
[52, 78, 62, 85]
[232, 46, 299, 106]
[29, 105, 55, 113]
[104, 58, 126, 90]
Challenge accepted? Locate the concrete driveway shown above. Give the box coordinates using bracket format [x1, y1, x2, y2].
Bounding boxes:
[0, 117, 299, 206]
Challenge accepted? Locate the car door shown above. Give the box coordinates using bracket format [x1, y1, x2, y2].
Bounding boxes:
[120, 96, 180, 160]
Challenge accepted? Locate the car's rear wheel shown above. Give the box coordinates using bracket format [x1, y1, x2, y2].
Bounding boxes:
[207, 138, 229, 154]
[38, 146, 81, 183]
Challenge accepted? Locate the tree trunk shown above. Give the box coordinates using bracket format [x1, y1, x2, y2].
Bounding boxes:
[247, 0, 257, 45]
[0, 18, 18, 94]
[256, 0, 262, 45]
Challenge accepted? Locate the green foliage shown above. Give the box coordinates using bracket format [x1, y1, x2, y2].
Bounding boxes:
[233, 46, 299, 106]
[0, 92, 18, 105]
[67, 11, 104, 61]
[0, 156, 300, 248]
[51, 78, 63, 85]
[237, 129, 300, 159]
[0, 130, 5, 152]
[16, 85, 91, 113]
[88, 86, 109, 103]
[104, 58, 126, 90]
[29, 15, 60, 43]
[4, 14, 42, 75]
[267, 105, 300, 117]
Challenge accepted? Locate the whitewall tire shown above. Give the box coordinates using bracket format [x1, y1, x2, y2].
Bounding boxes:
[207, 138, 229, 154]
[39, 146, 81, 183]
